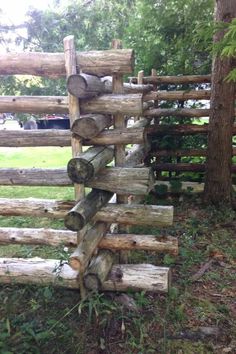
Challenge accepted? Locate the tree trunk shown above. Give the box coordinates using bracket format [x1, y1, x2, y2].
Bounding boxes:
[204, 0, 236, 205]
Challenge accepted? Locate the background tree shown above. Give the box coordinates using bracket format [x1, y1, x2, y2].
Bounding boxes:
[204, 0, 236, 206]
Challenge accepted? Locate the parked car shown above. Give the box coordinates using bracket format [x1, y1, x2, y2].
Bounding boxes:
[36, 115, 70, 130]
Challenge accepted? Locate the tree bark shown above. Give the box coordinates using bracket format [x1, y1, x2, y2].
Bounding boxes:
[204, 0, 236, 205]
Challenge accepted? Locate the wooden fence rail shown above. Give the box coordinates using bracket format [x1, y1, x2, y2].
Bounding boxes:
[0, 50, 134, 77]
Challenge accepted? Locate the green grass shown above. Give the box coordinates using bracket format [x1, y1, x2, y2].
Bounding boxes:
[0, 146, 72, 168]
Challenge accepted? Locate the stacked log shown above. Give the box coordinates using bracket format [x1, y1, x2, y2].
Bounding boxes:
[0, 43, 178, 294]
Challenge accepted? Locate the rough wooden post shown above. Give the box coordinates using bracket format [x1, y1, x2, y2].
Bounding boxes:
[112, 39, 129, 263]
[151, 68, 161, 177]
[63, 35, 84, 203]
[63, 35, 86, 297]
[134, 70, 144, 123]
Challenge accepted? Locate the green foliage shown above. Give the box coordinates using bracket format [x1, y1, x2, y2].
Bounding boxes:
[126, 0, 214, 74]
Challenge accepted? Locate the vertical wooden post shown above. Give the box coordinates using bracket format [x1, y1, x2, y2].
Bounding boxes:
[112, 39, 129, 263]
[134, 70, 144, 122]
[63, 35, 86, 298]
[63, 36, 85, 202]
[151, 68, 161, 178]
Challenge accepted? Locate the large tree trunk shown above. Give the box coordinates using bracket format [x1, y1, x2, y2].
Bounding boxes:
[204, 0, 236, 205]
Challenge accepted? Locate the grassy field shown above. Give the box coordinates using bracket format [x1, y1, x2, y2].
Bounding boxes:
[0, 147, 235, 353]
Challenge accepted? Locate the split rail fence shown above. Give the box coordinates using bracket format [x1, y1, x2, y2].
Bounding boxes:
[130, 70, 236, 193]
[0, 36, 178, 293]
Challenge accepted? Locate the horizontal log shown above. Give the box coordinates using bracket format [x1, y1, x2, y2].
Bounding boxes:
[144, 108, 210, 118]
[0, 227, 178, 254]
[152, 148, 236, 157]
[84, 250, 114, 290]
[0, 49, 134, 77]
[0, 94, 143, 116]
[0, 258, 170, 293]
[0, 166, 153, 193]
[103, 263, 170, 292]
[151, 149, 208, 157]
[147, 124, 209, 136]
[86, 167, 155, 195]
[156, 181, 236, 193]
[0, 199, 173, 227]
[0, 96, 68, 114]
[130, 74, 212, 85]
[0, 168, 71, 186]
[144, 90, 211, 101]
[94, 204, 174, 227]
[69, 222, 109, 271]
[99, 233, 178, 255]
[102, 77, 153, 93]
[81, 127, 146, 146]
[81, 93, 143, 116]
[68, 74, 154, 98]
[152, 163, 236, 172]
[0, 130, 71, 147]
[71, 114, 112, 139]
[67, 146, 114, 183]
[64, 189, 113, 231]
[147, 124, 236, 136]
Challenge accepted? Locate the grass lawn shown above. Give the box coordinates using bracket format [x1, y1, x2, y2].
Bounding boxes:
[0, 147, 235, 353]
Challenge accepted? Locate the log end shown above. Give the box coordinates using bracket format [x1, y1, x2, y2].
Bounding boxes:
[67, 158, 94, 183]
[64, 211, 85, 231]
[69, 257, 82, 271]
[83, 273, 101, 290]
[72, 116, 105, 139]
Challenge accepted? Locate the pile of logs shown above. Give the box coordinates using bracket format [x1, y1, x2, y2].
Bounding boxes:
[0, 37, 177, 294]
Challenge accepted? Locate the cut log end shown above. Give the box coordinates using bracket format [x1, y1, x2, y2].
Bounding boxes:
[64, 212, 84, 231]
[67, 158, 94, 183]
[68, 257, 81, 271]
[84, 274, 101, 290]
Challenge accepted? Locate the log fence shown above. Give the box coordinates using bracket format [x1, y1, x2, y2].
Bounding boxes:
[129, 70, 236, 181]
[0, 38, 177, 294]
